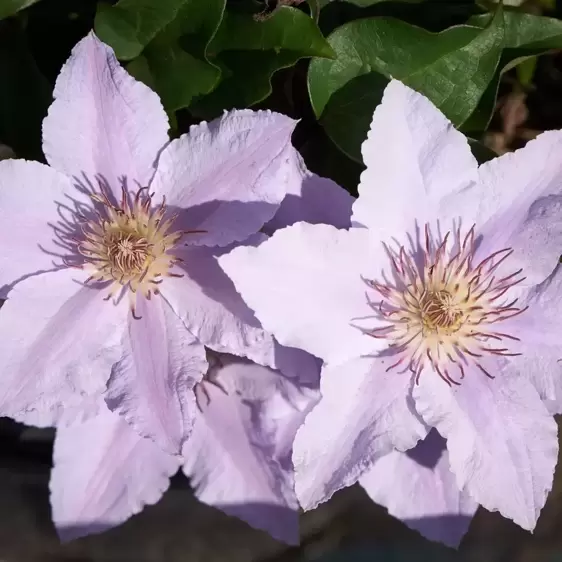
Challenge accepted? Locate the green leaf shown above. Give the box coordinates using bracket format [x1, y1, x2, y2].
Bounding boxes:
[95, 0, 198, 60]
[190, 6, 334, 117]
[0, 0, 41, 20]
[309, 10, 504, 162]
[463, 11, 562, 133]
[470, 10, 562, 51]
[123, 0, 225, 112]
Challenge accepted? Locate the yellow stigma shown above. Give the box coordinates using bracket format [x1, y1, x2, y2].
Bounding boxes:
[75, 186, 188, 316]
[364, 224, 527, 386]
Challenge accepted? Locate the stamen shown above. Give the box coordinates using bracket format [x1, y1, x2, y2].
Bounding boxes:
[71, 185, 189, 317]
[362, 225, 526, 385]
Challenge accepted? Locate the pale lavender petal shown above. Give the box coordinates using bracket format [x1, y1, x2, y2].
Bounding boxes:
[412, 368, 557, 530]
[162, 243, 275, 366]
[0, 159, 75, 296]
[265, 148, 353, 233]
[105, 297, 207, 455]
[161, 236, 318, 385]
[43, 32, 169, 197]
[353, 80, 477, 241]
[183, 355, 312, 544]
[219, 222, 385, 365]
[0, 268, 127, 427]
[497, 266, 562, 413]
[150, 110, 297, 247]
[359, 430, 477, 548]
[440, 130, 562, 286]
[50, 400, 179, 541]
[293, 357, 427, 511]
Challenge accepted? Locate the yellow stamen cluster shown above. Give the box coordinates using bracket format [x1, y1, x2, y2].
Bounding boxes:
[76, 186, 185, 315]
[365, 224, 527, 385]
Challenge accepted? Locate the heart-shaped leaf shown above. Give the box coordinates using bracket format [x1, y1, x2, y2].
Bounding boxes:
[463, 11, 562, 132]
[309, 9, 504, 161]
[190, 6, 334, 118]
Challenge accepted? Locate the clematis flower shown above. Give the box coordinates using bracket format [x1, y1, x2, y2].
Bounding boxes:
[220, 79, 562, 535]
[50, 351, 317, 543]
[0, 30, 320, 455]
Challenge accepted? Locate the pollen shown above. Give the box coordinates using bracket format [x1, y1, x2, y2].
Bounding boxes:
[363, 224, 527, 386]
[71, 184, 200, 317]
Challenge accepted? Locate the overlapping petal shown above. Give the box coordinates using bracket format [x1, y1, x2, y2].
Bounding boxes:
[499, 266, 562, 413]
[352, 80, 477, 241]
[162, 242, 274, 365]
[43, 32, 169, 197]
[150, 110, 297, 247]
[183, 355, 311, 543]
[50, 400, 179, 541]
[0, 159, 76, 296]
[105, 297, 207, 455]
[359, 430, 477, 548]
[440, 130, 562, 286]
[265, 149, 354, 233]
[412, 369, 557, 530]
[293, 357, 427, 511]
[220, 222, 384, 365]
[0, 268, 127, 427]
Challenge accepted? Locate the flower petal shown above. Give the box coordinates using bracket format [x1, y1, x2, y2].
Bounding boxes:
[359, 430, 477, 548]
[0, 159, 75, 296]
[43, 32, 169, 197]
[50, 400, 179, 541]
[412, 369, 558, 530]
[499, 266, 562, 413]
[105, 297, 207, 455]
[352, 80, 477, 240]
[150, 109, 297, 247]
[219, 222, 384, 365]
[183, 355, 311, 544]
[162, 243, 274, 363]
[440, 130, 562, 286]
[293, 357, 428, 511]
[0, 268, 127, 427]
[264, 149, 354, 233]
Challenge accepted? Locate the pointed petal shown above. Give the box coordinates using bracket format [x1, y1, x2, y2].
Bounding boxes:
[43, 32, 169, 196]
[439, 130, 562, 286]
[498, 266, 562, 413]
[219, 222, 384, 365]
[265, 149, 354, 233]
[150, 110, 297, 247]
[359, 430, 477, 548]
[0, 159, 75, 295]
[162, 242, 274, 364]
[105, 298, 207, 455]
[50, 401, 179, 541]
[412, 369, 558, 530]
[183, 355, 311, 544]
[352, 80, 477, 241]
[293, 357, 427, 510]
[0, 268, 127, 427]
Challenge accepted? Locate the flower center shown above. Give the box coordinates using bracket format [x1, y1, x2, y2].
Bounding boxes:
[364, 224, 527, 385]
[418, 290, 464, 333]
[73, 185, 191, 316]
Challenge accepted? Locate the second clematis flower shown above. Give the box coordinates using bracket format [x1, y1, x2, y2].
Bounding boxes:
[0, 31, 314, 454]
[220, 79, 562, 533]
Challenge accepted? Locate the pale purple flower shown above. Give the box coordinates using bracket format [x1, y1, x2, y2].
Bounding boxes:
[50, 351, 318, 543]
[220, 80, 562, 536]
[0, 30, 317, 450]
